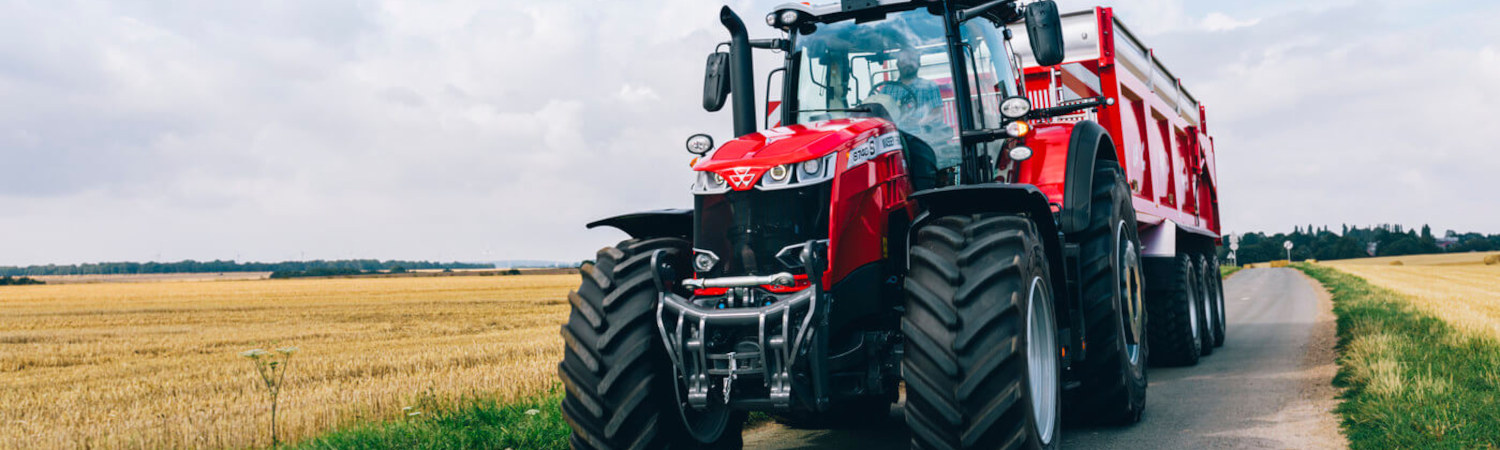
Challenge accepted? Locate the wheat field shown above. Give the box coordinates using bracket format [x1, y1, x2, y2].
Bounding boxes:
[1325, 253, 1500, 340]
[0, 274, 575, 449]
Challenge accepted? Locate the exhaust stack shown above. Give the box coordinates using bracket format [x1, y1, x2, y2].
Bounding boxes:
[720, 6, 757, 137]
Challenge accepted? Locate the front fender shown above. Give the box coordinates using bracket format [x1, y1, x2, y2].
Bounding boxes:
[586, 209, 692, 240]
[908, 184, 1067, 302]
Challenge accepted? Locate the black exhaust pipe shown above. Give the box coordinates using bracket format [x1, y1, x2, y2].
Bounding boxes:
[720, 6, 756, 137]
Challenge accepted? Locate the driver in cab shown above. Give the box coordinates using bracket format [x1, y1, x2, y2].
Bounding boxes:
[895, 48, 943, 119]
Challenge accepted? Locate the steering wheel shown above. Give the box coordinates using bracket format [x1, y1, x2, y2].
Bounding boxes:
[869, 81, 920, 116]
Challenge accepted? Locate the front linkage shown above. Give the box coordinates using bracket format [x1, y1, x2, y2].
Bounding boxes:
[647, 239, 832, 412]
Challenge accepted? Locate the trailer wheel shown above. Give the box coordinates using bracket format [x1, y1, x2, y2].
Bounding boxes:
[559, 238, 744, 449]
[1064, 162, 1149, 425]
[1145, 254, 1202, 366]
[903, 214, 1060, 450]
[1196, 255, 1217, 356]
[1209, 258, 1227, 347]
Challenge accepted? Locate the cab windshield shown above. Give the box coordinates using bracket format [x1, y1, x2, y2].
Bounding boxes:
[793, 8, 1019, 170]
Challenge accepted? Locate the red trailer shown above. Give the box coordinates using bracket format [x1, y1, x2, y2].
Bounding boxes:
[1014, 7, 1222, 249]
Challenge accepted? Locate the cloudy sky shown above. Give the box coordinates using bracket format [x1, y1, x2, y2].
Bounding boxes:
[1, 0, 1497, 266]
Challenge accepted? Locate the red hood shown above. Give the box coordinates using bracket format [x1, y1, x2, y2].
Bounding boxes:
[694, 118, 896, 191]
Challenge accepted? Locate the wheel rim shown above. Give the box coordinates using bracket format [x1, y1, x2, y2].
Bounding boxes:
[1025, 276, 1059, 445]
[1116, 222, 1145, 365]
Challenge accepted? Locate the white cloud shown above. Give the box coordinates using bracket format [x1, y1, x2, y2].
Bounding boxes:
[0, 0, 1498, 266]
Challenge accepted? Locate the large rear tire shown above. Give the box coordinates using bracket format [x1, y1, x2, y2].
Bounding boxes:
[903, 214, 1061, 450]
[1065, 162, 1149, 425]
[1145, 254, 1202, 367]
[559, 238, 744, 450]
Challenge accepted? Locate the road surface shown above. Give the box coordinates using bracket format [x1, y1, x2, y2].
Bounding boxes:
[742, 268, 1344, 449]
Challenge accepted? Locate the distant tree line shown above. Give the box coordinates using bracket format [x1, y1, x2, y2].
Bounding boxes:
[0, 276, 44, 286]
[0, 259, 493, 277]
[1222, 224, 1500, 265]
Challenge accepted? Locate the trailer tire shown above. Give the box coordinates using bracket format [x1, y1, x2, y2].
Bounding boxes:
[1195, 255, 1216, 357]
[559, 238, 744, 450]
[903, 214, 1061, 450]
[1209, 258, 1227, 347]
[1145, 254, 1202, 367]
[1064, 162, 1148, 425]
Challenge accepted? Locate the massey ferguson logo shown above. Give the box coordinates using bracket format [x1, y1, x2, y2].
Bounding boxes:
[726, 167, 756, 189]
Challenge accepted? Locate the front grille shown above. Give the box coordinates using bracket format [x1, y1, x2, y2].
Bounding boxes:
[694, 183, 831, 277]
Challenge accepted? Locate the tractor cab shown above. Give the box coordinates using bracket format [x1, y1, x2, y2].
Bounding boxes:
[701, 0, 1065, 187]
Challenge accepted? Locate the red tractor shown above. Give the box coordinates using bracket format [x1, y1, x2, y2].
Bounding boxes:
[559, 1, 1224, 448]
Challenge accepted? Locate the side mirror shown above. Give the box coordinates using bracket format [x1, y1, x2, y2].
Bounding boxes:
[703, 52, 732, 112]
[1024, 0, 1065, 66]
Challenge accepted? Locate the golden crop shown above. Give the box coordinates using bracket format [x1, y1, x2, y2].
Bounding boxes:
[1326, 253, 1500, 340]
[0, 274, 576, 449]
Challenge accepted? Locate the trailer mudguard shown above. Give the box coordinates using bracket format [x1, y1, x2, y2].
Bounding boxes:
[586, 209, 693, 240]
[1058, 120, 1118, 235]
[908, 184, 1068, 306]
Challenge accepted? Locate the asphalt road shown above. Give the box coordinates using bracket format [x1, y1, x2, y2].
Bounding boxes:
[742, 268, 1344, 449]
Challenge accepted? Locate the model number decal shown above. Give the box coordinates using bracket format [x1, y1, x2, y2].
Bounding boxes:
[848, 132, 903, 168]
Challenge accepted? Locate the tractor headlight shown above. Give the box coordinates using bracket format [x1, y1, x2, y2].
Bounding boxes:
[800, 157, 821, 177]
[691, 170, 730, 194]
[780, 11, 799, 26]
[768, 164, 790, 181]
[1001, 97, 1032, 119]
[685, 134, 715, 155]
[693, 250, 719, 272]
[759, 153, 836, 191]
[1008, 146, 1034, 162]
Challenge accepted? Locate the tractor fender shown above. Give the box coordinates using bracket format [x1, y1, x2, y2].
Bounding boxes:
[908, 185, 1069, 310]
[586, 209, 693, 240]
[1057, 120, 1118, 235]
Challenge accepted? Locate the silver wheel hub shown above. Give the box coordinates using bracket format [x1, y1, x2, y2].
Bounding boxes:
[1026, 276, 1059, 445]
[1117, 222, 1145, 365]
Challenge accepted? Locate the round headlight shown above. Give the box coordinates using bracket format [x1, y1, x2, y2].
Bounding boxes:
[1000, 97, 1032, 119]
[768, 164, 790, 181]
[1005, 121, 1031, 137]
[686, 134, 715, 155]
[711, 173, 725, 185]
[780, 11, 799, 26]
[1008, 146, 1034, 161]
[766, 13, 777, 27]
[694, 253, 717, 272]
[800, 158, 821, 176]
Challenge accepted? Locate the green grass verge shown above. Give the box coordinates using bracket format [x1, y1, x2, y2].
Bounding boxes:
[1219, 265, 1242, 278]
[292, 387, 569, 450]
[1296, 264, 1500, 449]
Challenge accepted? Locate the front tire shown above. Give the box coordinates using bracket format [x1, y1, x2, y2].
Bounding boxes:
[559, 238, 743, 449]
[903, 214, 1061, 450]
[1065, 162, 1149, 425]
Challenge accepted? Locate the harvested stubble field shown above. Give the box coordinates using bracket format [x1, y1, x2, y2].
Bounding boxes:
[1325, 251, 1500, 340]
[0, 275, 574, 449]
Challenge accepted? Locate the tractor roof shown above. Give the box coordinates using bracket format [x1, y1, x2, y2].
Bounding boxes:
[771, 0, 1016, 27]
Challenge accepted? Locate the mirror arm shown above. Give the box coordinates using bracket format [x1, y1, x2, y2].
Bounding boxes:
[956, 0, 1014, 23]
[960, 129, 1010, 145]
[1027, 96, 1116, 120]
[749, 38, 789, 51]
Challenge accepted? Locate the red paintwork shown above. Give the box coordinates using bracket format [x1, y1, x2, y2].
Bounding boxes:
[694, 118, 917, 288]
[1019, 7, 1221, 238]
